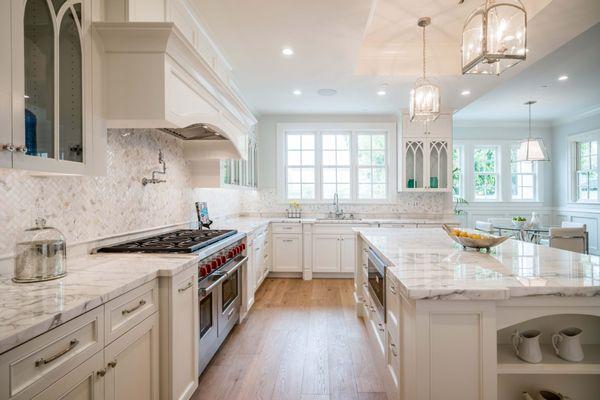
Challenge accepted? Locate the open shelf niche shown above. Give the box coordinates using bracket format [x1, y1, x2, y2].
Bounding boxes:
[496, 314, 600, 400]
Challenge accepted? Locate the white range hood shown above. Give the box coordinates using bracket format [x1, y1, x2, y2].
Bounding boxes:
[95, 22, 256, 161]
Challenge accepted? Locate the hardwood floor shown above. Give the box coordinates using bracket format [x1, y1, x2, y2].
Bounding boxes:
[192, 278, 387, 400]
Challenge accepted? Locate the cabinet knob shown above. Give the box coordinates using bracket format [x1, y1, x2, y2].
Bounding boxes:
[108, 360, 117, 368]
[2, 144, 15, 152]
[97, 369, 106, 377]
[15, 145, 27, 153]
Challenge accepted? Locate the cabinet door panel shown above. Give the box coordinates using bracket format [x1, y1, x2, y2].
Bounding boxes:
[272, 234, 302, 272]
[30, 352, 104, 400]
[312, 235, 339, 272]
[340, 234, 356, 273]
[104, 314, 159, 400]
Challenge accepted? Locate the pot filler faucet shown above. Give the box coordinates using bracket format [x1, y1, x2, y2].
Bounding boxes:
[142, 149, 167, 186]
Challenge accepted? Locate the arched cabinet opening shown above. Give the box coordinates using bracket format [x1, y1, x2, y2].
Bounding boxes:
[19, 0, 87, 170]
[496, 313, 600, 400]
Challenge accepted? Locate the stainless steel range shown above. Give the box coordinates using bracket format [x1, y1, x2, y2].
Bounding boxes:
[97, 228, 248, 375]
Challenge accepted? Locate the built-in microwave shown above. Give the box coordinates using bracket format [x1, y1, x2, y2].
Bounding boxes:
[367, 248, 386, 322]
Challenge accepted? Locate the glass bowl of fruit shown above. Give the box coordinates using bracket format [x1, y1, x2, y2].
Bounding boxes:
[512, 216, 527, 228]
[442, 224, 509, 253]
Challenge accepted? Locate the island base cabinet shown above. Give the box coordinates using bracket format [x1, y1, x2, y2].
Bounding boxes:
[104, 313, 159, 400]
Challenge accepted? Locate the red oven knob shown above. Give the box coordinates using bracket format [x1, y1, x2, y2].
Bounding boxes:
[220, 255, 227, 264]
[241, 243, 246, 251]
[216, 257, 222, 267]
[227, 250, 234, 259]
[200, 266, 207, 278]
[236, 245, 242, 254]
[210, 260, 218, 271]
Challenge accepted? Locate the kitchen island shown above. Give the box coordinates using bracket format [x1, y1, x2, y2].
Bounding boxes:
[354, 228, 600, 400]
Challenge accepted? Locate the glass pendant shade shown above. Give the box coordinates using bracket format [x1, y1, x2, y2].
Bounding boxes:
[409, 17, 440, 122]
[410, 78, 440, 122]
[462, 0, 527, 75]
[516, 138, 549, 162]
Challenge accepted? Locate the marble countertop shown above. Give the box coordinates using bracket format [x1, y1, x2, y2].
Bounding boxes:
[211, 216, 458, 234]
[0, 252, 198, 354]
[355, 228, 600, 301]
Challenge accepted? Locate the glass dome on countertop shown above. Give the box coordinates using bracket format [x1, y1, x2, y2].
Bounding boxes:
[13, 218, 67, 283]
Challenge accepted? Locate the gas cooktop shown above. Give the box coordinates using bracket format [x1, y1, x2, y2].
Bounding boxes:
[97, 229, 238, 253]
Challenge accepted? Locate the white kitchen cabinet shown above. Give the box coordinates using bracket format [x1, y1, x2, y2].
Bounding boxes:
[312, 232, 357, 273]
[312, 235, 340, 272]
[104, 313, 159, 400]
[30, 352, 104, 400]
[4, 0, 99, 175]
[398, 113, 452, 192]
[272, 234, 302, 272]
[253, 229, 269, 289]
[339, 234, 356, 272]
[159, 269, 198, 400]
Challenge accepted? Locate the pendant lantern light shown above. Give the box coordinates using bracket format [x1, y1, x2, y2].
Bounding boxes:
[515, 101, 549, 162]
[409, 17, 440, 122]
[461, 0, 527, 75]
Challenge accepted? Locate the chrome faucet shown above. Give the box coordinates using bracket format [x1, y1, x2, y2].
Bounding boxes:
[142, 149, 167, 186]
[332, 193, 344, 219]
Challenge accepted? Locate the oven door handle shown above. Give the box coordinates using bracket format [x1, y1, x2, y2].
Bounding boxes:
[222, 256, 248, 278]
[200, 273, 227, 297]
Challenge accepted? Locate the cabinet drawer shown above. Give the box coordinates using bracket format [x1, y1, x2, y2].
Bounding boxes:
[386, 331, 401, 396]
[386, 274, 400, 337]
[271, 223, 302, 234]
[104, 280, 158, 344]
[0, 308, 104, 400]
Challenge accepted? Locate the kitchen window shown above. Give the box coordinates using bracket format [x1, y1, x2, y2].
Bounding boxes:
[473, 146, 499, 200]
[575, 140, 598, 202]
[357, 133, 387, 200]
[322, 133, 351, 199]
[278, 123, 394, 203]
[511, 144, 537, 201]
[452, 145, 464, 198]
[286, 133, 316, 200]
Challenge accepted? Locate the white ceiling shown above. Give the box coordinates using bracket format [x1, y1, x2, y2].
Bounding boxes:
[193, 0, 600, 119]
[455, 22, 600, 122]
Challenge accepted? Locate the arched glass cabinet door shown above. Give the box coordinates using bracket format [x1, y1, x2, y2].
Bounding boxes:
[23, 0, 55, 158]
[22, 0, 84, 163]
[404, 140, 424, 189]
[58, 3, 83, 162]
[429, 140, 449, 190]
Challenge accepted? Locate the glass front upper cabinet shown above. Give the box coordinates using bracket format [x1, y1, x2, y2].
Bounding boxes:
[18, 0, 86, 170]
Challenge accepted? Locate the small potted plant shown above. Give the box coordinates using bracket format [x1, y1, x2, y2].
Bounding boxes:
[512, 216, 527, 228]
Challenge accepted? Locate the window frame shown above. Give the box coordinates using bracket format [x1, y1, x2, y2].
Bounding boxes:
[473, 145, 501, 201]
[568, 130, 600, 204]
[455, 139, 543, 204]
[510, 143, 538, 202]
[452, 144, 465, 199]
[277, 122, 396, 204]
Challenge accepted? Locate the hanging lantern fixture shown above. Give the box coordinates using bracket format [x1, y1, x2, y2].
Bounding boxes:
[461, 0, 527, 75]
[410, 17, 441, 122]
[515, 101, 549, 162]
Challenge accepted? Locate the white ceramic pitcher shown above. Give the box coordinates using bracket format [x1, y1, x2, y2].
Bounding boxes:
[552, 327, 584, 362]
[512, 329, 543, 363]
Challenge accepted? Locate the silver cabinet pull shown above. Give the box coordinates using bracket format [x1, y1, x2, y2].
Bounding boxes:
[377, 323, 385, 332]
[2, 144, 15, 152]
[97, 368, 106, 377]
[178, 281, 193, 293]
[35, 339, 79, 367]
[108, 360, 118, 368]
[282, 239, 294, 243]
[227, 307, 236, 319]
[122, 299, 146, 315]
[390, 285, 397, 295]
[15, 145, 27, 153]
[390, 342, 398, 357]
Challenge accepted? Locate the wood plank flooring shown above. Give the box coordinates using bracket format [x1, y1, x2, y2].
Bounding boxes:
[192, 278, 387, 400]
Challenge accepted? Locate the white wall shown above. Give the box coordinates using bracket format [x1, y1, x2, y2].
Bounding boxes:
[255, 113, 453, 216]
[551, 111, 600, 253]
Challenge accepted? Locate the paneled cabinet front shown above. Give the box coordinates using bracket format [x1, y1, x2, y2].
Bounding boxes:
[312, 233, 356, 273]
[5, 0, 96, 174]
[272, 234, 302, 272]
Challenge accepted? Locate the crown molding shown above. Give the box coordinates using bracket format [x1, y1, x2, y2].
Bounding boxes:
[553, 104, 600, 127]
[453, 120, 553, 128]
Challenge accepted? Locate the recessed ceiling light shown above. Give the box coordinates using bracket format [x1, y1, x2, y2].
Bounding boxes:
[558, 75, 569, 81]
[293, 89, 302, 96]
[318, 88, 338, 96]
[461, 90, 471, 96]
[281, 47, 294, 56]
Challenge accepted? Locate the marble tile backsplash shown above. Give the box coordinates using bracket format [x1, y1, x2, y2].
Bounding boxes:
[0, 129, 244, 258]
